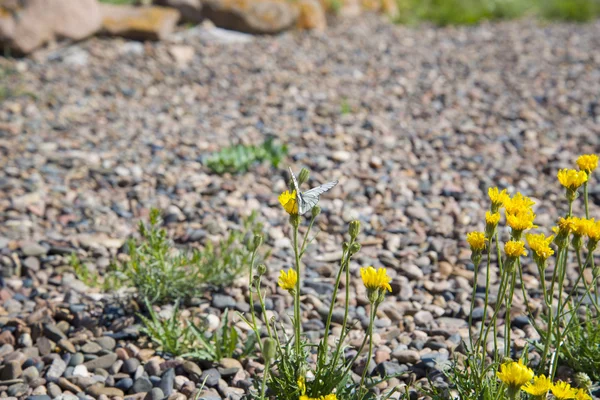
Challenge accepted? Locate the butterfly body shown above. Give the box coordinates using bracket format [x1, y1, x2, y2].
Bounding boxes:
[289, 167, 338, 214]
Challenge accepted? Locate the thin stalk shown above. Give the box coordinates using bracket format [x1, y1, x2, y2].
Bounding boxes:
[359, 303, 377, 399]
[584, 182, 590, 218]
[248, 249, 263, 353]
[331, 242, 355, 368]
[260, 359, 270, 400]
[256, 278, 273, 339]
[300, 215, 317, 257]
[504, 268, 517, 358]
[293, 225, 302, 355]
[468, 255, 481, 351]
[322, 247, 349, 365]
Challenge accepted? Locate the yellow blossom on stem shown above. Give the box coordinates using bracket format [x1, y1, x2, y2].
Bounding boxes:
[526, 233, 554, 261]
[297, 376, 306, 395]
[506, 209, 536, 232]
[576, 154, 599, 173]
[557, 217, 576, 233]
[486, 211, 501, 226]
[278, 190, 299, 215]
[558, 169, 588, 190]
[584, 218, 600, 241]
[522, 375, 552, 397]
[496, 359, 534, 390]
[551, 381, 578, 400]
[574, 389, 592, 400]
[278, 269, 297, 292]
[488, 187, 510, 210]
[505, 240, 527, 258]
[360, 266, 392, 293]
[504, 193, 535, 215]
[300, 395, 337, 400]
[571, 217, 590, 236]
[466, 231, 486, 252]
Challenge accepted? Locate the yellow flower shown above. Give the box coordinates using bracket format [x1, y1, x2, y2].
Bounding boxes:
[486, 211, 501, 226]
[505, 240, 527, 258]
[506, 209, 536, 232]
[576, 154, 598, 172]
[496, 359, 534, 389]
[574, 389, 592, 400]
[299, 395, 337, 400]
[297, 376, 306, 395]
[552, 381, 578, 400]
[300, 396, 309, 400]
[558, 169, 588, 190]
[360, 266, 392, 293]
[279, 190, 299, 215]
[522, 375, 552, 397]
[526, 233, 554, 260]
[278, 269, 297, 291]
[557, 217, 576, 233]
[322, 395, 337, 400]
[584, 218, 600, 241]
[570, 217, 587, 236]
[488, 187, 510, 209]
[504, 193, 535, 215]
[466, 231, 486, 251]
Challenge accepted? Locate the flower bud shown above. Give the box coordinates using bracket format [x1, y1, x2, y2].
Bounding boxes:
[574, 372, 592, 390]
[289, 214, 300, 228]
[349, 220, 361, 239]
[263, 338, 277, 362]
[311, 205, 321, 218]
[253, 234, 264, 249]
[298, 168, 310, 185]
[342, 242, 349, 252]
[349, 242, 362, 255]
[257, 263, 267, 276]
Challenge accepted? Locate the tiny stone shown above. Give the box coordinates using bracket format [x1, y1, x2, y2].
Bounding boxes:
[122, 357, 141, 374]
[144, 387, 164, 400]
[132, 376, 153, 393]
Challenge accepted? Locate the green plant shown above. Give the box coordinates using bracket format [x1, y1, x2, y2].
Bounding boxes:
[539, 0, 600, 21]
[560, 311, 600, 381]
[139, 301, 255, 361]
[240, 168, 403, 400]
[139, 301, 194, 357]
[72, 208, 266, 305]
[205, 138, 288, 175]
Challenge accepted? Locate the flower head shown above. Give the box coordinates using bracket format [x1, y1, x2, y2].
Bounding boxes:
[571, 217, 590, 237]
[279, 190, 299, 215]
[557, 217, 576, 233]
[584, 219, 600, 242]
[551, 381, 578, 400]
[360, 266, 392, 293]
[505, 240, 527, 258]
[574, 389, 592, 400]
[522, 375, 552, 397]
[278, 269, 297, 292]
[506, 209, 536, 232]
[297, 376, 306, 395]
[526, 233, 554, 261]
[488, 187, 510, 210]
[504, 193, 535, 216]
[576, 154, 598, 173]
[558, 169, 588, 191]
[486, 211, 501, 226]
[467, 231, 486, 252]
[496, 359, 534, 390]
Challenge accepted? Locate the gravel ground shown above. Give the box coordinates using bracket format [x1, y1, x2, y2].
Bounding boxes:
[1, 14, 600, 400]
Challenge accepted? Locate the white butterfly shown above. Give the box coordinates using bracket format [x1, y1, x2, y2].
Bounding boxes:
[289, 167, 338, 215]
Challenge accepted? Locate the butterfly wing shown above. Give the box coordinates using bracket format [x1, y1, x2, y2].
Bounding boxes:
[288, 167, 300, 192]
[299, 180, 338, 214]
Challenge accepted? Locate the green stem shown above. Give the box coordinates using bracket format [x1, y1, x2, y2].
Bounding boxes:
[248, 249, 263, 353]
[300, 215, 317, 257]
[322, 247, 349, 365]
[468, 255, 481, 352]
[584, 182, 590, 219]
[504, 268, 517, 358]
[256, 277, 273, 339]
[293, 225, 302, 356]
[260, 359, 270, 400]
[359, 302, 377, 399]
[331, 242, 355, 369]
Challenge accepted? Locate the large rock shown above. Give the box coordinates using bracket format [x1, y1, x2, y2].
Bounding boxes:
[202, 0, 299, 34]
[100, 4, 180, 41]
[156, 0, 203, 23]
[0, 0, 102, 54]
[295, 0, 326, 30]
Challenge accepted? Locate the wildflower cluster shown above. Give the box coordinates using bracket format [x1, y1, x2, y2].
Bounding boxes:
[497, 360, 593, 400]
[247, 167, 394, 400]
[459, 154, 600, 400]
